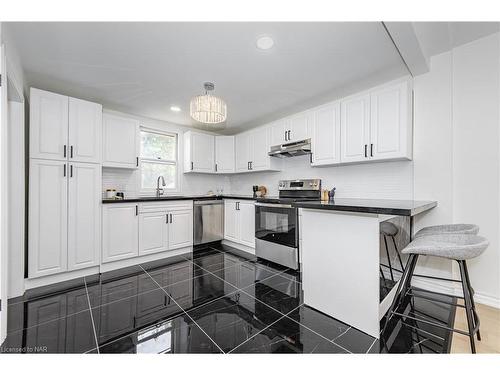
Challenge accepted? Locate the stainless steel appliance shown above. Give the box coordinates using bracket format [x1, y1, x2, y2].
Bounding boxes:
[268, 139, 311, 158]
[255, 179, 321, 270]
[193, 200, 224, 245]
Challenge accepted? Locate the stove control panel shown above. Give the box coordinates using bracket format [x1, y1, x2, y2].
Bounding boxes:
[278, 179, 321, 191]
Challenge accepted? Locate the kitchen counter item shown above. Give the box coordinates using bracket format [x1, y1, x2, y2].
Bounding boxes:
[194, 199, 224, 245]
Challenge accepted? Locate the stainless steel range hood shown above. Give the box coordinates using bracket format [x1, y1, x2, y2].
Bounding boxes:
[268, 139, 312, 158]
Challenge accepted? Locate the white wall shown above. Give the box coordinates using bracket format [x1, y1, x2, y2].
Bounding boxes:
[413, 33, 500, 307]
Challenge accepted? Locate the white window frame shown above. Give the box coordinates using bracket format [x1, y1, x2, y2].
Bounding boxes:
[139, 127, 180, 195]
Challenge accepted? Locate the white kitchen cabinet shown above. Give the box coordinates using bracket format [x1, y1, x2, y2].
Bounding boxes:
[369, 80, 412, 161]
[238, 201, 256, 248]
[270, 120, 286, 146]
[287, 112, 311, 142]
[67, 162, 101, 271]
[102, 203, 139, 263]
[223, 199, 255, 249]
[168, 209, 193, 250]
[184, 131, 215, 173]
[29, 88, 69, 161]
[68, 97, 102, 163]
[215, 136, 235, 173]
[340, 92, 371, 163]
[311, 102, 341, 166]
[102, 113, 139, 168]
[139, 211, 168, 256]
[235, 127, 280, 173]
[235, 132, 251, 172]
[29, 159, 68, 278]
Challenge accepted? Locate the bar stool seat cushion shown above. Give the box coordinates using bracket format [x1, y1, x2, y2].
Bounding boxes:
[414, 224, 479, 238]
[380, 221, 399, 236]
[401, 234, 488, 260]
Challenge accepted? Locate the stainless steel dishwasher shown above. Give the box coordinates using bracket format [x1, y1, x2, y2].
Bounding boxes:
[193, 200, 224, 245]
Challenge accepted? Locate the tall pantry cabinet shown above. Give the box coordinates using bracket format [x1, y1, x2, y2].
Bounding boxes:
[29, 88, 102, 278]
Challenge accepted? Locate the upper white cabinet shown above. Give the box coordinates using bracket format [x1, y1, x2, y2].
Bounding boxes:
[270, 114, 311, 145]
[102, 113, 140, 168]
[30, 88, 69, 161]
[311, 102, 341, 166]
[369, 80, 412, 161]
[30, 88, 102, 163]
[215, 136, 235, 173]
[235, 127, 281, 173]
[270, 120, 286, 146]
[340, 80, 412, 164]
[69, 97, 102, 163]
[340, 93, 371, 163]
[184, 131, 215, 173]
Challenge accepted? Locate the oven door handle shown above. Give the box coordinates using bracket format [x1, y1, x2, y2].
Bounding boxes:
[255, 202, 293, 209]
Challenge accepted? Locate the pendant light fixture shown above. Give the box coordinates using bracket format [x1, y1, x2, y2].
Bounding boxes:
[190, 82, 227, 125]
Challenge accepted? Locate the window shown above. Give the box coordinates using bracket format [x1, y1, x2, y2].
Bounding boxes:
[140, 129, 178, 194]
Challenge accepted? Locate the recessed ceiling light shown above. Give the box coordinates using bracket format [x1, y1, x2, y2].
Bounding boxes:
[256, 36, 274, 50]
[170, 106, 181, 112]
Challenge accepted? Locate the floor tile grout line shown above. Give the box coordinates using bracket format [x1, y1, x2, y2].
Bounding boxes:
[139, 265, 226, 354]
[227, 303, 305, 354]
[365, 338, 378, 353]
[84, 276, 100, 354]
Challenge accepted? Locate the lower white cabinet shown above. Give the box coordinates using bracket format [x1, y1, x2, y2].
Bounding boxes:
[29, 159, 101, 278]
[168, 209, 193, 250]
[223, 199, 255, 249]
[139, 211, 168, 256]
[102, 203, 139, 263]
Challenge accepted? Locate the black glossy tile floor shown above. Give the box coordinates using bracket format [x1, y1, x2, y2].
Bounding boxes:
[0, 244, 456, 354]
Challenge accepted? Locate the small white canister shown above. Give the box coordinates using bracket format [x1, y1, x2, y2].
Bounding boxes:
[106, 189, 117, 199]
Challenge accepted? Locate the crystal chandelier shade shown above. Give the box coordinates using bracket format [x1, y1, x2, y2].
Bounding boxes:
[190, 82, 227, 125]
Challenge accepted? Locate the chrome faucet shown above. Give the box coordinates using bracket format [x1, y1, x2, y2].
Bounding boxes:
[156, 176, 166, 197]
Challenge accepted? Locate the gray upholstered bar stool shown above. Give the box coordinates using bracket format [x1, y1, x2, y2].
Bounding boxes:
[384, 233, 489, 353]
[414, 223, 479, 239]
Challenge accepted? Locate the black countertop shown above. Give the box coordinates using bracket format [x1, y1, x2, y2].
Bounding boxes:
[292, 198, 437, 216]
[102, 194, 257, 204]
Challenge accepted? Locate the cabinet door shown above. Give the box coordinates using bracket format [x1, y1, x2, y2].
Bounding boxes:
[224, 200, 239, 242]
[235, 132, 251, 172]
[311, 102, 341, 166]
[250, 127, 270, 171]
[29, 88, 69, 161]
[26, 295, 67, 352]
[370, 81, 410, 160]
[238, 201, 255, 248]
[288, 112, 310, 142]
[215, 136, 235, 173]
[102, 113, 139, 168]
[168, 209, 193, 250]
[29, 159, 68, 278]
[68, 163, 101, 271]
[270, 120, 286, 146]
[340, 93, 370, 163]
[69, 97, 102, 163]
[139, 211, 168, 256]
[191, 132, 215, 172]
[102, 204, 139, 263]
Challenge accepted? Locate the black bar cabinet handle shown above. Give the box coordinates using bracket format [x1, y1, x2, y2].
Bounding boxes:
[63, 164, 66, 177]
[136, 157, 139, 167]
[191, 161, 194, 170]
[63, 145, 67, 158]
[70, 145, 73, 158]
[166, 214, 168, 224]
[364, 144, 367, 158]
[70, 165, 73, 177]
[170, 213, 173, 223]
[288, 130, 291, 141]
[215, 163, 218, 172]
[135, 205, 138, 216]
[370, 143, 373, 157]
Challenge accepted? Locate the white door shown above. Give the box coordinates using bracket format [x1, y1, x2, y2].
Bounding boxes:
[215, 136, 235, 173]
[340, 93, 371, 163]
[238, 201, 255, 248]
[68, 97, 102, 164]
[168, 209, 193, 250]
[29, 159, 68, 277]
[249, 127, 270, 171]
[102, 113, 139, 168]
[224, 200, 239, 242]
[370, 81, 409, 160]
[139, 211, 168, 256]
[102, 204, 139, 263]
[191, 132, 215, 173]
[288, 112, 310, 142]
[29, 88, 69, 161]
[67, 163, 101, 271]
[270, 120, 286, 146]
[311, 102, 341, 166]
[235, 132, 250, 172]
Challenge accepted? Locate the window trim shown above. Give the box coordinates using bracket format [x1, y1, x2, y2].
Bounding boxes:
[139, 127, 180, 195]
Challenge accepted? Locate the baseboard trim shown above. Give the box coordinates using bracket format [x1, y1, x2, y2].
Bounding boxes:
[474, 292, 500, 309]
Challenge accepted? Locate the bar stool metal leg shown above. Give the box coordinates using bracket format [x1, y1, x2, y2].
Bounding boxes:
[458, 260, 477, 353]
[391, 235, 405, 271]
[383, 235, 395, 281]
[462, 261, 481, 341]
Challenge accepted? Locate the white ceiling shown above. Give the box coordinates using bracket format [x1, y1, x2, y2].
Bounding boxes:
[6, 22, 411, 133]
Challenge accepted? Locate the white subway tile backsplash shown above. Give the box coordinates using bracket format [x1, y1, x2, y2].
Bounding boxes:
[102, 167, 139, 198]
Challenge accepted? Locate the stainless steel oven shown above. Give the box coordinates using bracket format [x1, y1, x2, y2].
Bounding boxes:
[255, 179, 321, 270]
